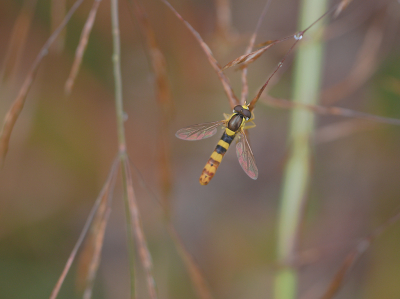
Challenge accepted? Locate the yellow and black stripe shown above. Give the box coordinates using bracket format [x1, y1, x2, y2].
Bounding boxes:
[199, 128, 236, 185]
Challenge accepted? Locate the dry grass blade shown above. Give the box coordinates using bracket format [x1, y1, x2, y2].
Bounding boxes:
[160, 0, 239, 109]
[65, 0, 103, 95]
[129, 0, 173, 114]
[0, 0, 37, 84]
[249, 39, 300, 111]
[246, 0, 339, 110]
[0, 0, 86, 166]
[49, 158, 119, 299]
[50, 0, 67, 53]
[235, 37, 295, 73]
[124, 160, 158, 299]
[76, 177, 114, 299]
[321, 15, 384, 105]
[128, 0, 173, 215]
[222, 41, 279, 71]
[333, 0, 352, 18]
[81, 209, 111, 299]
[255, 40, 280, 48]
[167, 224, 213, 299]
[239, 0, 272, 103]
[262, 96, 400, 126]
[320, 209, 400, 299]
[244, 0, 272, 55]
[301, 2, 338, 35]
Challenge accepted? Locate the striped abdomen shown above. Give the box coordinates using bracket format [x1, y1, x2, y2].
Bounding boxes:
[199, 129, 236, 185]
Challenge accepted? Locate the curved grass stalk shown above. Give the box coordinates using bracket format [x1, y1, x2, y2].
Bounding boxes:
[274, 0, 328, 298]
[110, 0, 136, 296]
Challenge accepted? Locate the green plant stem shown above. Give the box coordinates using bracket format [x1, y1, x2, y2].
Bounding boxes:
[110, 0, 136, 297]
[274, 0, 327, 298]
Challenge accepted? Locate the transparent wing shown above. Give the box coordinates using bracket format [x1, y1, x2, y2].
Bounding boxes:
[236, 131, 258, 179]
[175, 120, 225, 141]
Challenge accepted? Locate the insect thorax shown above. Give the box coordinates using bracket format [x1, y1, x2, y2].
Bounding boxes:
[227, 114, 245, 132]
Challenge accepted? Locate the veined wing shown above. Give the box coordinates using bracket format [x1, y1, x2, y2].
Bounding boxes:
[176, 120, 225, 141]
[236, 131, 258, 179]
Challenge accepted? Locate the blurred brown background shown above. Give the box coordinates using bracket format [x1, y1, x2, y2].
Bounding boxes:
[1, 0, 400, 298]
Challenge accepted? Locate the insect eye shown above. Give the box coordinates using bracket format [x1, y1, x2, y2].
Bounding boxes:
[243, 109, 251, 119]
[234, 105, 242, 113]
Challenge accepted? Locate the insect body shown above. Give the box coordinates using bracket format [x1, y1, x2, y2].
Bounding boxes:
[176, 104, 258, 185]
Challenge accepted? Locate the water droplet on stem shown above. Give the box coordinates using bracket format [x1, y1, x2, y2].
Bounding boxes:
[294, 32, 303, 40]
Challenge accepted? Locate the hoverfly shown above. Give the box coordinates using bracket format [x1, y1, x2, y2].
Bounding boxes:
[176, 103, 258, 185]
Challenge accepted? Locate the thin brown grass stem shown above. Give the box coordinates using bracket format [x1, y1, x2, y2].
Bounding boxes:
[128, 0, 173, 113]
[160, 0, 239, 109]
[320, 208, 400, 299]
[0, 0, 38, 84]
[127, 0, 174, 209]
[248, 40, 300, 111]
[334, 0, 353, 18]
[261, 96, 400, 126]
[241, 0, 272, 103]
[240, 69, 249, 105]
[65, 0, 103, 95]
[0, 0, 86, 166]
[248, 1, 339, 112]
[221, 37, 289, 71]
[50, 0, 67, 53]
[124, 161, 158, 299]
[82, 208, 112, 299]
[301, 2, 338, 35]
[225, 1, 341, 112]
[246, 0, 371, 113]
[49, 158, 119, 299]
[247, 0, 273, 56]
[223, 0, 337, 73]
[77, 173, 115, 299]
[120, 159, 137, 298]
